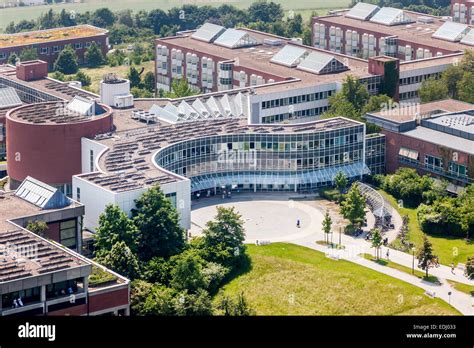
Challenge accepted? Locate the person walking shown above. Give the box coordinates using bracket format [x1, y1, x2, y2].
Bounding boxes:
[386, 249, 390, 261]
[296, 219, 300, 228]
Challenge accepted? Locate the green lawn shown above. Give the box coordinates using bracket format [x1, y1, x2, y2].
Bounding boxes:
[215, 243, 460, 315]
[0, 0, 351, 31]
[447, 279, 474, 297]
[49, 60, 155, 94]
[379, 190, 474, 266]
[360, 253, 440, 284]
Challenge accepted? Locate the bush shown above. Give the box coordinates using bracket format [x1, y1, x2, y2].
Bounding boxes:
[320, 187, 343, 203]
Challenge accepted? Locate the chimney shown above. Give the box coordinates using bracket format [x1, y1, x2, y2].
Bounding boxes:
[16, 60, 48, 82]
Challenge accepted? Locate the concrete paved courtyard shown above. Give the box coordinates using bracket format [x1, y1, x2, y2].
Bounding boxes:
[190, 193, 324, 243]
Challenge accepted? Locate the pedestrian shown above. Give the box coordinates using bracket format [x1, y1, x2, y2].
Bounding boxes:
[296, 219, 300, 228]
[386, 249, 390, 261]
[451, 263, 455, 274]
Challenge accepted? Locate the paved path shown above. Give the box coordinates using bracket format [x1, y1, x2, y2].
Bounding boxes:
[191, 193, 474, 315]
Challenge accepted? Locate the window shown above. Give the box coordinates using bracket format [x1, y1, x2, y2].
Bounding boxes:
[53, 45, 60, 53]
[76, 187, 81, 202]
[85, 42, 91, 48]
[2, 286, 41, 308]
[425, 155, 443, 171]
[89, 150, 94, 172]
[166, 192, 177, 208]
[0, 52, 6, 60]
[449, 162, 468, 178]
[74, 42, 83, 49]
[46, 279, 79, 299]
[60, 219, 77, 249]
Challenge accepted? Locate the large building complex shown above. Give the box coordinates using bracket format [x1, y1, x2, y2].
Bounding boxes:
[0, 177, 130, 316]
[312, 2, 473, 60]
[365, 99, 474, 186]
[0, 25, 109, 68]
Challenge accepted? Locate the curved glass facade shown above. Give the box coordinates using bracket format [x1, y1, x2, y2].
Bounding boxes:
[155, 124, 370, 193]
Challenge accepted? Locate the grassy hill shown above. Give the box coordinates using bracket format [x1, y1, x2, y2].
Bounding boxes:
[215, 243, 460, 315]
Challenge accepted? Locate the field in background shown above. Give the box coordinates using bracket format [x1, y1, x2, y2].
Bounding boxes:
[0, 0, 351, 31]
[215, 243, 460, 315]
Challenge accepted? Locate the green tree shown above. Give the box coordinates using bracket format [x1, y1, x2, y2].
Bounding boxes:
[442, 65, 464, 99]
[202, 206, 246, 268]
[98, 241, 140, 280]
[322, 210, 332, 244]
[143, 256, 173, 285]
[132, 185, 185, 261]
[341, 75, 369, 112]
[19, 48, 38, 62]
[26, 220, 48, 237]
[465, 256, 474, 280]
[334, 171, 348, 193]
[164, 77, 199, 98]
[217, 292, 255, 316]
[53, 45, 79, 74]
[92, 8, 116, 28]
[94, 204, 139, 255]
[143, 71, 156, 93]
[419, 77, 448, 102]
[84, 42, 105, 67]
[131, 280, 176, 316]
[371, 228, 383, 260]
[75, 71, 91, 87]
[457, 71, 474, 103]
[7, 53, 18, 65]
[172, 289, 214, 316]
[362, 94, 393, 114]
[248, 0, 284, 23]
[170, 250, 207, 293]
[341, 183, 366, 228]
[127, 66, 142, 88]
[325, 93, 361, 120]
[417, 234, 439, 278]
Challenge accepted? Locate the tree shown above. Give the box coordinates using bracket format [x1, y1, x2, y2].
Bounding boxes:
[202, 206, 246, 268]
[371, 228, 383, 260]
[132, 185, 185, 261]
[248, 1, 284, 23]
[172, 289, 214, 316]
[341, 75, 369, 112]
[92, 8, 116, 28]
[362, 94, 393, 114]
[98, 241, 140, 280]
[442, 65, 464, 99]
[75, 71, 91, 87]
[341, 183, 366, 227]
[457, 71, 474, 103]
[59, 8, 77, 27]
[325, 93, 361, 120]
[131, 280, 176, 316]
[127, 66, 142, 88]
[170, 250, 207, 293]
[26, 220, 48, 237]
[322, 211, 332, 244]
[164, 77, 199, 98]
[53, 45, 78, 74]
[143, 71, 156, 93]
[217, 292, 255, 316]
[7, 53, 18, 65]
[19, 48, 38, 62]
[417, 234, 439, 278]
[465, 256, 474, 280]
[334, 171, 348, 193]
[84, 42, 105, 67]
[419, 77, 448, 102]
[94, 204, 139, 255]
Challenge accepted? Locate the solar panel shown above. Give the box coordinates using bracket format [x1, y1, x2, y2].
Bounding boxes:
[214, 29, 259, 48]
[270, 45, 308, 67]
[460, 28, 474, 45]
[369, 7, 413, 26]
[346, 2, 380, 20]
[433, 21, 470, 42]
[296, 51, 348, 75]
[0, 87, 22, 108]
[191, 22, 226, 43]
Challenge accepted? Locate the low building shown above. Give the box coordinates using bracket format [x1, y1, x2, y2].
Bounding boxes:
[0, 25, 109, 68]
[0, 177, 130, 316]
[365, 99, 474, 186]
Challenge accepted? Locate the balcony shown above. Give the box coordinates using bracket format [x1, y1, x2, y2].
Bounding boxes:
[398, 157, 472, 184]
[1, 301, 44, 316]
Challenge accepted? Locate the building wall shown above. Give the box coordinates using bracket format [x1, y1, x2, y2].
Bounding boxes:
[88, 287, 129, 314]
[399, 62, 452, 101]
[6, 104, 113, 190]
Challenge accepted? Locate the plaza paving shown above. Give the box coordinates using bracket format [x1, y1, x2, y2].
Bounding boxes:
[191, 192, 474, 315]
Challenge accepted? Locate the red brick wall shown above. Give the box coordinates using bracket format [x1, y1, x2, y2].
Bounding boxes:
[47, 303, 87, 316]
[45, 221, 61, 243]
[16, 60, 49, 81]
[88, 288, 129, 314]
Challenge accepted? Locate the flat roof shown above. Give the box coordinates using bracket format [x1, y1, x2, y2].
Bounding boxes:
[314, 11, 474, 53]
[403, 126, 474, 154]
[77, 112, 362, 193]
[156, 28, 371, 93]
[368, 99, 474, 123]
[0, 64, 98, 101]
[0, 25, 107, 49]
[7, 101, 111, 125]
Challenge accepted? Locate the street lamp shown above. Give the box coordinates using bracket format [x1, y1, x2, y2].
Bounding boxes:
[412, 246, 416, 275]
